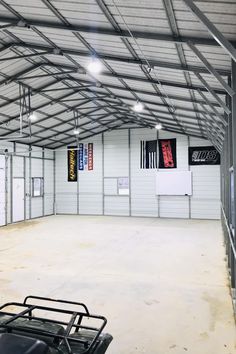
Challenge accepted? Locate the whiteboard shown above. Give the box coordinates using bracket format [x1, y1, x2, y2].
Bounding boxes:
[156, 171, 192, 196]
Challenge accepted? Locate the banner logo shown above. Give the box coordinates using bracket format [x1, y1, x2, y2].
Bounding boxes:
[189, 146, 220, 165]
[158, 139, 177, 169]
[67, 147, 77, 182]
[78, 143, 84, 170]
[88, 143, 93, 170]
[78, 143, 94, 171]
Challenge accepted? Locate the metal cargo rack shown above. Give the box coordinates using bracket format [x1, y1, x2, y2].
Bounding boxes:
[0, 296, 112, 354]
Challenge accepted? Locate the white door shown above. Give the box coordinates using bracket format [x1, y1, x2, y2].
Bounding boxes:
[13, 178, 25, 222]
[0, 158, 5, 226]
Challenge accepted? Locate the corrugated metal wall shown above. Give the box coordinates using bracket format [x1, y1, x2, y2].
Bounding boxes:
[55, 128, 221, 220]
[0, 142, 55, 226]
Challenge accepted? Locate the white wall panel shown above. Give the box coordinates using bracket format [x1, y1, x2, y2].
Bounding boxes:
[0, 155, 6, 226]
[0, 143, 54, 225]
[56, 150, 77, 214]
[44, 160, 54, 215]
[159, 132, 189, 218]
[104, 130, 129, 177]
[12, 156, 24, 177]
[190, 138, 220, 219]
[104, 196, 129, 216]
[104, 131, 129, 215]
[31, 157, 43, 218]
[131, 129, 158, 217]
[54, 129, 221, 220]
[78, 136, 103, 215]
[25, 157, 30, 220]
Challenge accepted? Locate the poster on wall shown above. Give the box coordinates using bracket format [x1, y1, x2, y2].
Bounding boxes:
[140, 140, 158, 169]
[118, 177, 129, 195]
[158, 138, 177, 169]
[67, 147, 77, 182]
[78, 143, 94, 171]
[189, 146, 220, 165]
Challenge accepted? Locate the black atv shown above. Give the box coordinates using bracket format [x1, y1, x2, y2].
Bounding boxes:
[0, 296, 113, 354]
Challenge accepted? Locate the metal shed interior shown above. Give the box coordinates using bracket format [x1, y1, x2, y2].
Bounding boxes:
[0, 0, 234, 149]
[0, 0, 236, 353]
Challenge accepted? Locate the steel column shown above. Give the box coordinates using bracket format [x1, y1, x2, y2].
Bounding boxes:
[183, 0, 236, 61]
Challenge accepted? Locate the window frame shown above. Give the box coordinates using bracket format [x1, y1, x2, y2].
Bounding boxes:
[32, 177, 44, 198]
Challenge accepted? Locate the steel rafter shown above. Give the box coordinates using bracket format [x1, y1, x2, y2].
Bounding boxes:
[194, 72, 231, 115]
[10, 42, 230, 76]
[0, 14, 235, 47]
[163, 0, 203, 136]
[182, 0, 236, 61]
[188, 41, 234, 96]
[87, 0, 185, 134]
[8, 43, 226, 95]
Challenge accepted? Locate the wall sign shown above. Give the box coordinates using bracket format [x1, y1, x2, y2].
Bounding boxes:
[88, 143, 93, 170]
[78, 143, 84, 171]
[118, 177, 129, 195]
[78, 143, 94, 171]
[67, 147, 77, 182]
[189, 146, 220, 165]
[158, 139, 177, 169]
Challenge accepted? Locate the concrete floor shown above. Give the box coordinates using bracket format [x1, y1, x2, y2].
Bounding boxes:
[0, 215, 235, 354]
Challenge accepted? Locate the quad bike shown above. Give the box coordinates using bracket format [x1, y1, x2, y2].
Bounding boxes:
[0, 296, 113, 354]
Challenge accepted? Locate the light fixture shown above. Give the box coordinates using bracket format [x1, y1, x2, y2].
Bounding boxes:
[29, 112, 38, 122]
[133, 101, 144, 112]
[87, 58, 103, 75]
[155, 123, 162, 130]
[73, 128, 80, 135]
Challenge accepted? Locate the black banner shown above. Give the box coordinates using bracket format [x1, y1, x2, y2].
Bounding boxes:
[158, 138, 177, 169]
[140, 140, 157, 169]
[67, 147, 77, 182]
[189, 146, 220, 165]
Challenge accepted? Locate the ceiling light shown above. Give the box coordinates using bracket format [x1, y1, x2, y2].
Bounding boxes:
[87, 58, 103, 75]
[29, 112, 38, 121]
[133, 101, 144, 112]
[73, 128, 80, 135]
[155, 123, 162, 130]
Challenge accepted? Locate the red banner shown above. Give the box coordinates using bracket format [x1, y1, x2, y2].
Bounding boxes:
[88, 143, 93, 170]
[158, 139, 177, 168]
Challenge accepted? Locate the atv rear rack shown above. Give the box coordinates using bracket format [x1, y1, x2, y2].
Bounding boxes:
[0, 296, 112, 354]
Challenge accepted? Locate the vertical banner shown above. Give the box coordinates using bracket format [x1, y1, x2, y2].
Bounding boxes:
[88, 143, 94, 170]
[140, 140, 157, 169]
[158, 138, 177, 169]
[78, 143, 84, 170]
[84, 143, 88, 170]
[67, 147, 77, 182]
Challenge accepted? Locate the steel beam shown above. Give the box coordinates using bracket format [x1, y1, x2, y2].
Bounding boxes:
[182, 0, 236, 62]
[0, 97, 92, 137]
[188, 42, 234, 96]
[197, 89, 227, 125]
[199, 104, 225, 133]
[232, 59, 236, 254]
[47, 73, 225, 96]
[10, 42, 230, 77]
[1, 61, 225, 108]
[195, 72, 231, 115]
[0, 15, 235, 47]
[0, 51, 49, 61]
[163, 0, 204, 135]
[201, 112, 225, 138]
